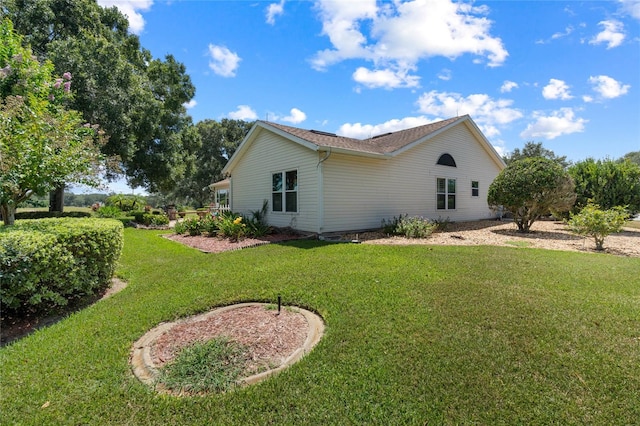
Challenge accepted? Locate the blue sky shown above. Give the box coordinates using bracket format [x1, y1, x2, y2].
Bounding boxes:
[93, 0, 639, 194]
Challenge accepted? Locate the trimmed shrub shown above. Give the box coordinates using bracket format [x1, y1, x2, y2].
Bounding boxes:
[132, 211, 169, 227]
[488, 157, 576, 232]
[13, 211, 92, 220]
[0, 218, 124, 313]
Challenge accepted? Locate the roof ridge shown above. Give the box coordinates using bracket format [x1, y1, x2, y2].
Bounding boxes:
[261, 115, 467, 155]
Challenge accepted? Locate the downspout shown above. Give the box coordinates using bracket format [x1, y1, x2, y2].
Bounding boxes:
[317, 149, 331, 235]
[228, 177, 233, 211]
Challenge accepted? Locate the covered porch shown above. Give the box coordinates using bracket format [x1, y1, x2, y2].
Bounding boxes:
[208, 178, 231, 213]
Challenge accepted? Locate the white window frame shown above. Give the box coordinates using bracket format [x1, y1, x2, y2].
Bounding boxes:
[471, 180, 479, 197]
[437, 177, 456, 210]
[271, 169, 298, 213]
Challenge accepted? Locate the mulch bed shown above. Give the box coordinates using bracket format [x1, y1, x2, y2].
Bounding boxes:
[163, 230, 310, 253]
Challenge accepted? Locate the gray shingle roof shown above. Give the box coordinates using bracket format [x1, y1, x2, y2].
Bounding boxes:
[263, 115, 465, 155]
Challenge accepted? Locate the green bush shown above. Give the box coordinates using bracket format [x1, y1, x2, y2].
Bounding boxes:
[132, 211, 169, 227]
[0, 218, 124, 313]
[569, 158, 640, 215]
[13, 211, 92, 220]
[173, 220, 187, 235]
[217, 215, 246, 241]
[567, 203, 628, 250]
[144, 213, 169, 226]
[181, 217, 204, 236]
[395, 216, 436, 238]
[105, 194, 146, 212]
[95, 205, 123, 218]
[381, 215, 436, 238]
[174, 215, 219, 236]
[382, 215, 404, 235]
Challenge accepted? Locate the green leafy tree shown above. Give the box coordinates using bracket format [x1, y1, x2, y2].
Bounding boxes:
[567, 203, 628, 251]
[503, 141, 570, 169]
[167, 119, 252, 207]
[620, 151, 640, 167]
[5, 0, 198, 201]
[568, 158, 640, 215]
[0, 19, 105, 225]
[488, 157, 576, 232]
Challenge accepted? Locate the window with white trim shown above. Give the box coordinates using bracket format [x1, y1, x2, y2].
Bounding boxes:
[272, 170, 297, 212]
[437, 178, 456, 210]
[471, 181, 479, 197]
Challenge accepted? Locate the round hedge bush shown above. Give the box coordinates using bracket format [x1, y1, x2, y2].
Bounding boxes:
[0, 218, 124, 313]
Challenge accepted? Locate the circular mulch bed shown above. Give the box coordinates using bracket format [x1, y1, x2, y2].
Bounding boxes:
[130, 303, 325, 396]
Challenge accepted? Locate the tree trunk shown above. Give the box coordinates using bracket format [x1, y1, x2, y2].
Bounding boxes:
[49, 186, 65, 213]
[1, 203, 16, 226]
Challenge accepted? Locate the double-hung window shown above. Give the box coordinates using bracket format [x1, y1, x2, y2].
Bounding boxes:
[437, 178, 456, 210]
[471, 181, 479, 197]
[272, 170, 297, 212]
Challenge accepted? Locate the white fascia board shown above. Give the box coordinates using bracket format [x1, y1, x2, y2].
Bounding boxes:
[223, 122, 320, 174]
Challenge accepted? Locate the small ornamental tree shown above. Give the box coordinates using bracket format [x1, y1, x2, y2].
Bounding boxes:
[0, 19, 105, 225]
[567, 203, 628, 251]
[488, 157, 576, 233]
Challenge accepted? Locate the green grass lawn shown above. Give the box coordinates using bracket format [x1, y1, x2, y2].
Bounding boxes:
[1, 228, 639, 424]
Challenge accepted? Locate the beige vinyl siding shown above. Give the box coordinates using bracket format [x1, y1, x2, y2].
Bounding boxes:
[230, 129, 318, 231]
[321, 122, 502, 232]
[321, 153, 393, 232]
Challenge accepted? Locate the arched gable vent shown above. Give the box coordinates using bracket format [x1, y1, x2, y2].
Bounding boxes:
[437, 153, 457, 167]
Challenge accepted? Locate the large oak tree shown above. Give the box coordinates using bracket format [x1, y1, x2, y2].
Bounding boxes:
[4, 0, 200, 206]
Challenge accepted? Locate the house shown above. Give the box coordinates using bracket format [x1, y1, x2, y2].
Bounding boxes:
[219, 115, 505, 234]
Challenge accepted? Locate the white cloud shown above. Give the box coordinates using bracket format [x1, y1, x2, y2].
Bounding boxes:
[311, 0, 507, 88]
[183, 100, 197, 109]
[552, 25, 574, 40]
[353, 66, 420, 89]
[338, 116, 438, 139]
[437, 68, 452, 81]
[520, 108, 587, 140]
[416, 90, 523, 137]
[228, 105, 258, 120]
[619, 0, 640, 20]
[266, 0, 285, 25]
[97, 0, 153, 34]
[542, 79, 573, 100]
[208, 44, 241, 77]
[281, 108, 307, 124]
[590, 20, 625, 48]
[582, 95, 594, 103]
[589, 75, 630, 98]
[500, 80, 518, 93]
[491, 141, 508, 158]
